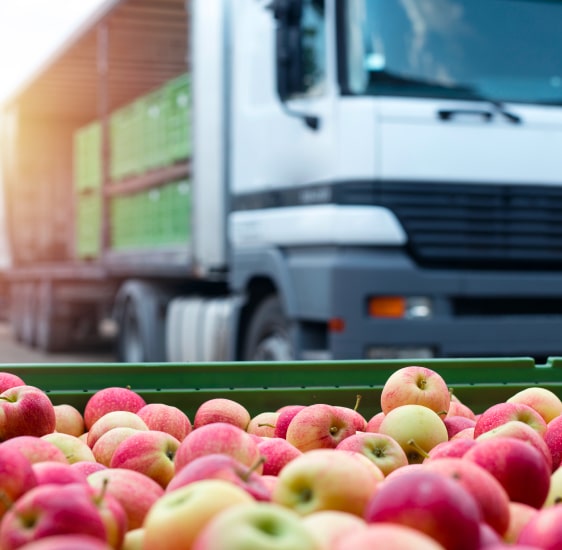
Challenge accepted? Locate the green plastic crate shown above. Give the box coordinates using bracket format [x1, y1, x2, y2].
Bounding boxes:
[74, 122, 102, 191]
[75, 192, 102, 258]
[2, 357, 562, 417]
[142, 88, 169, 172]
[110, 100, 145, 181]
[164, 73, 191, 163]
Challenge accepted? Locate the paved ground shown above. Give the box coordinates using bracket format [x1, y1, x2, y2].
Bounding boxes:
[0, 322, 117, 364]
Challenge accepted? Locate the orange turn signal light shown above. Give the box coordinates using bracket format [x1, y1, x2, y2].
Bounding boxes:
[368, 296, 406, 318]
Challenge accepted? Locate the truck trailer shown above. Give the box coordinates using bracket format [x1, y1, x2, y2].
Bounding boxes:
[2, 0, 562, 363]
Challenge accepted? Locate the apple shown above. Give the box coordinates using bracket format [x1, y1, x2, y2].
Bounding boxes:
[167, 453, 271, 500]
[174, 422, 263, 473]
[41, 432, 96, 464]
[425, 438, 477, 460]
[517, 505, 562, 549]
[450, 427, 475, 440]
[0, 483, 107, 549]
[476, 419, 553, 471]
[83, 387, 146, 431]
[142, 479, 254, 550]
[71, 461, 108, 477]
[11, 535, 112, 549]
[0, 446, 38, 519]
[91, 427, 143, 467]
[87, 468, 165, 531]
[334, 396, 367, 432]
[443, 415, 476, 439]
[423, 457, 511, 536]
[136, 403, 192, 441]
[335, 431, 408, 476]
[272, 448, 381, 517]
[0, 385, 56, 440]
[504, 502, 539, 544]
[32, 461, 87, 485]
[193, 398, 251, 430]
[363, 468, 481, 550]
[246, 411, 279, 438]
[543, 462, 562, 507]
[0, 435, 67, 464]
[0, 373, 26, 392]
[507, 387, 562, 424]
[285, 404, 356, 452]
[86, 411, 148, 448]
[332, 523, 447, 550]
[122, 528, 144, 550]
[463, 436, 551, 508]
[191, 502, 319, 550]
[473, 402, 547, 438]
[380, 365, 450, 417]
[274, 405, 306, 439]
[544, 415, 562, 471]
[85, 483, 128, 550]
[378, 404, 449, 463]
[256, 437, 302, 476]
[109, 430, 181, 488]
[301, 510, 367, 549]
[447, 400, 476, 421]
[365, 411, 385, 433]
[53, 404, 85, 437]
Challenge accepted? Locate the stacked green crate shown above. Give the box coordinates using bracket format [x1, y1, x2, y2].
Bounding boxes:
[76, 193, 102, 258]
[164, 74, 191, 164]
[110, 100, 145, 181]
[142, 88, 169, 172]
[161, 179, 191, 243]
[74, 121, 102, 191]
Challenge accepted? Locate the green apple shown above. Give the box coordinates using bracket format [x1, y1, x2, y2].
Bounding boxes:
[378, 404, 448, 463]
[41, 432, 96, 464]
[507, 387, 562, 424]
[142, 479, 254, 550]
[192, 502, 319, 550]
[272, 448, 381, 517]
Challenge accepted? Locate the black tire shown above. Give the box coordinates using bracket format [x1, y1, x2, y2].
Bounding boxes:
[243, 295, 293, 361]
[118, 298, 146, 363]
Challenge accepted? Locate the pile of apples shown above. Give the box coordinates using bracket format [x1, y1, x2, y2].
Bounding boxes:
[0, 366, 562, 549]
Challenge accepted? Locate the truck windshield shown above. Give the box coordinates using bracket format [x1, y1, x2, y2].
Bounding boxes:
[343, 0, 562, 105]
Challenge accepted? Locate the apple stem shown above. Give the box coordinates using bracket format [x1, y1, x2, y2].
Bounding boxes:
[354, 394, 362, 412]
[240, 456, 266, 482]
[257, 423, 276, 429]
[95, 477, 109, 504]
[407, 438, 430, 460]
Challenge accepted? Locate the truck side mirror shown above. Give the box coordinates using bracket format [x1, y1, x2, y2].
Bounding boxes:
[272, 0, 305, 100]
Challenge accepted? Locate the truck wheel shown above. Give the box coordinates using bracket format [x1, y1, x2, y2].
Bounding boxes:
[119, 298, 145, 363]
[244, 295, 293, 361]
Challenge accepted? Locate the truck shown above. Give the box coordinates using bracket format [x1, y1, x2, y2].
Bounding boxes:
[2, 0, 562, 364]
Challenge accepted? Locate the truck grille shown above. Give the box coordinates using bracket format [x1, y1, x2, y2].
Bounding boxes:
[368, 181, 562, 270]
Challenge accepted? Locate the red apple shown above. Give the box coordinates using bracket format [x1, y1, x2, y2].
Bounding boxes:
[87, 468, 165, 531]
[365, 411, 385, 433]
[504, 502, 539, 544]
[423, 457, 511, 536]
[476, 419, 553, 471]
[0, 436, 67, 464]
[335, 431, 408, 476]
[32, 461, 87, 486]
[332, 523, 447, 550]
[544, 415, 562, 471]
[380, 365, 450, 417]
[174, 422, 262, 474]
[136, 403, 192, 442]
[11, 535, 112, 549]
[167, 453, 271, 501]
[109, 430, 181, 488]
[334, 399, 367, 432]
[193, 398, 251, 430]
[285, 404, 356, 452]
[0, 446, 38, 519]
[447, 400, 477, 421]
[70, 461, 107, 477]
[256, 437, 302, 476]
[0, 386, 56, 440]
[301, 510, 367, 549]
[443, 416, 476, 439]
[41, 432, 96, 464]
[0, 483, 107, 549]
[426, 438, 477, 460]
[517, 505, 562, 549]
[53, 404, 85, 437]
[451, 427, 475, 440]
[274, 405, 306, 439]
[0, 373, 26, 392]
[87, 411, 148, 448]
[474, 402, 547, 438]
[83, 387, 146, 431]
[463, 437, 551, 508]
[364, 468, 481, 550]
[92, 427, 143, 467]
[507, 387, 562, 424]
